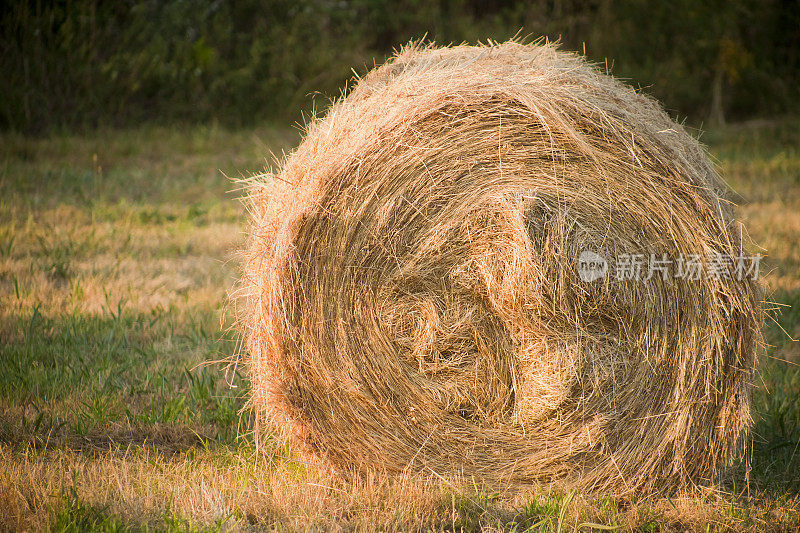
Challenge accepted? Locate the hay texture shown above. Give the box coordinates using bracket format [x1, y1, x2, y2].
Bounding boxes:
[240, 41, 761, 494]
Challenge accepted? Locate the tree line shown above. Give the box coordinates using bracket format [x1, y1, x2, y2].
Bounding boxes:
[1, 0, 798, 132]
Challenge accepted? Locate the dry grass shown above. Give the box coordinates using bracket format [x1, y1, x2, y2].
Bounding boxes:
[0, 116, 798, 529]
[241, 41, 762, 497]
[2, 443, 797, 531]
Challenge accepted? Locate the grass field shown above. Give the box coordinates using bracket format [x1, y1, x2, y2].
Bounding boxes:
[1, 119, 799, 531]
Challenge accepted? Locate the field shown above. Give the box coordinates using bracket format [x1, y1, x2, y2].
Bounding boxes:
[1, 120, 799, 531]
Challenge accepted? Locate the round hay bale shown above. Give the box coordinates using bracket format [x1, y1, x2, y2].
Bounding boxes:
[240, 41, 762, 494]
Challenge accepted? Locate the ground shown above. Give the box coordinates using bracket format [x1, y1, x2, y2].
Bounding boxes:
[0, 119, 798, 531]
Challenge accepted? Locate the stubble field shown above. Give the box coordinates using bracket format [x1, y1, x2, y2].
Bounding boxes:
[1, 120, 798, 531]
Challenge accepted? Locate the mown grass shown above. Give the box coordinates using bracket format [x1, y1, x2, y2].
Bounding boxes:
[1, 120, 798, 531]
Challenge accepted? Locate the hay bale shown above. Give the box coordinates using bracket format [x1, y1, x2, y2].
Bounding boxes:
[239, 41, 762, 494]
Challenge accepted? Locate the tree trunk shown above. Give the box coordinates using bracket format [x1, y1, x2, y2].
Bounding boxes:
[709, 62, 726, 127]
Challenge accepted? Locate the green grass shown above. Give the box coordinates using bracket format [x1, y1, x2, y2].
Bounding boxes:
[1, 120, 799, 531]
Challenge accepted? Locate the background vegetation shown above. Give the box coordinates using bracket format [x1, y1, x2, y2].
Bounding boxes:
[2, 0, 799, 133]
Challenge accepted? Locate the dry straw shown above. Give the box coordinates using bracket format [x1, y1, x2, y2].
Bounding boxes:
[239, 41, 762, 495]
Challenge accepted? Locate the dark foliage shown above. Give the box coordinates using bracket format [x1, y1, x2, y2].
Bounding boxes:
[1, 0, 798, 132]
